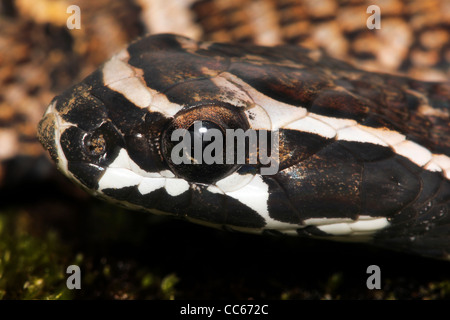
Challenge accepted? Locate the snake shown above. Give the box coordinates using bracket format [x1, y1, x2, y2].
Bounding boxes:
[1, 0, 449, 261]
[37, 32, 450, 261]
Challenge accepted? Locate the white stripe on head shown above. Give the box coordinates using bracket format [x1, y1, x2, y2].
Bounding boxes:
[221, 72, 308, 130]
[285, 115, 336, 139]
[102, 57, 183, 117]
[337, 126, 389, 147]
[103, 58, 152, 108]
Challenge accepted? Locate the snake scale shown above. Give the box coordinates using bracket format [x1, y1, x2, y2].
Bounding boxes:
[2, 0, 450, 260]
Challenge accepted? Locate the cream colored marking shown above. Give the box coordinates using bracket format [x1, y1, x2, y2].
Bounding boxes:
[429, 154, 450, 179]
[206, 185, 223, 194]
[103, 58, 152, 108]
[285, 116, 336, 139]
[96, 149, 185, 193]
[316, 217, 390, 236]
[358, 126, 406, 146]
[207, 174, 303, 230]
[98, 168, 142, 191]
[263, 219, 301, 231]
[221, 73, 308, 130]
[164, 178, 190, 196]
[108, 148, 132, 169]
[109, 78, 152, 108]
[108, 148, 163, 178]
[138, 177, 166, 195]
[98, 160, 189, 197]
[337, 126, 389, 147]
[291, 111, 448, 174]
[149, 93, 183, 117]
[45, 100, 71, 179]
[224, 175, 270, 217]
[43, 100, 57, 116]
[102, 58, 134, 85]
[424, 162, 442, 172]
[244, 105, 272, 130]
[309, 113, 357, 130]
[358, 215, 383, 220]
[317, 223, 352, 236]
[349, 218, 390, 232]
[214, 172, 255, 193]
[102, 57, 182, 117]
[160, 170, 176, 178]
[222, 71, 450, 176]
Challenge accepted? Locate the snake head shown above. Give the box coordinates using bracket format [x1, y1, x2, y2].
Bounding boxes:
[37, 34, 284, 231]
[37, 34, 450, 260]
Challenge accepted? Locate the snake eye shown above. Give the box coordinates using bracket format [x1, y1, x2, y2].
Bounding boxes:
[161, 104, 250, 184]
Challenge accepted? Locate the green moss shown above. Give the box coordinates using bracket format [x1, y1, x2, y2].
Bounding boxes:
[0, 206, 175, 300]
[2, 201, 449, 300]
[0, 210, 73, 300]
[160, 273, 179, 300]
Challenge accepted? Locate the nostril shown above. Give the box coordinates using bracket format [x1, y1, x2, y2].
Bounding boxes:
[82, 131, 107, 157]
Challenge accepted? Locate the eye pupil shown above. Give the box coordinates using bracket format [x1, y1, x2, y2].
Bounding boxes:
[187, 121, 223, 157]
